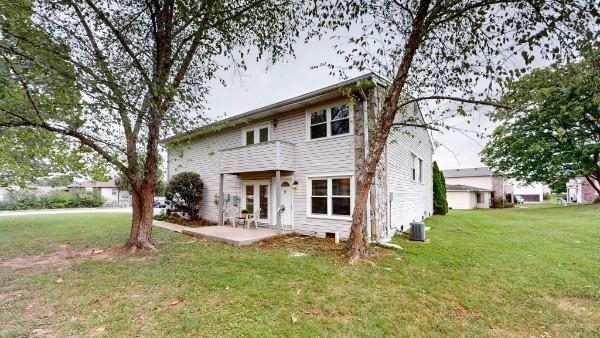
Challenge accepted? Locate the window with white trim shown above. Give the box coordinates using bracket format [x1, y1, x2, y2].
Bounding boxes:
[243, 125, 269, 145]
[410, 153, 423, 183]
[308, 176, 352, 217]
[308, 104, 351, 140]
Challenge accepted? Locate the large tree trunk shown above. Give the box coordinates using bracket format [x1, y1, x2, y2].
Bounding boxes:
[346, 0, 432, 260]
[126, 183, 156, 251]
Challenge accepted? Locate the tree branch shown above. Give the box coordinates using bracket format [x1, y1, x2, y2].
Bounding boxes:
[398, 95, 512, 110]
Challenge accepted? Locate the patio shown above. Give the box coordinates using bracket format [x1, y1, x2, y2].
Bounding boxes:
[154, 221, 283, 246]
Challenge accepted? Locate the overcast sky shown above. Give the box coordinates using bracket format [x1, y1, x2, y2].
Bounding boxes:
[204, 38, 494, 171]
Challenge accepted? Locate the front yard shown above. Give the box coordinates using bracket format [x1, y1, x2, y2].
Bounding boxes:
[1, 204, 599, 337]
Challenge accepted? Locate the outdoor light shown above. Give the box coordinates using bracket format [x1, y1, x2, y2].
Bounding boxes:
[292, 180, 299, 191]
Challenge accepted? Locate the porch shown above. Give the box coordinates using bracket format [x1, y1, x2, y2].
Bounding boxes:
[153, 221, 283, 246]
[217, 140, 296, 231]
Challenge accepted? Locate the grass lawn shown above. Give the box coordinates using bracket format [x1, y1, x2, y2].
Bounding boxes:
[1, 205, 599, 337]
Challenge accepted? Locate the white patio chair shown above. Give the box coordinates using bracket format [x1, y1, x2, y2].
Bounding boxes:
[246, 208, 261, 229]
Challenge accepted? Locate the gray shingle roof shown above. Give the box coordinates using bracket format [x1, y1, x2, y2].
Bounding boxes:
[442, 167, 499, 178]
[446, 184, 491, 192]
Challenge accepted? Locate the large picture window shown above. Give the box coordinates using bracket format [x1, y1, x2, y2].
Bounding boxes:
[308, 176, 353, 218]
[308, 104, 351, 140]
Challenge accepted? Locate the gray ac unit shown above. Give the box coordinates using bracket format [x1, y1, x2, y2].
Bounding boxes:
[409, 222, 426, 241]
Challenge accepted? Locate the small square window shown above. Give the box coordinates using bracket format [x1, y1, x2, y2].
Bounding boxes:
[259, 127, 268, 143]
[310, 124, 327, 139]
[246, 130, 255, 145]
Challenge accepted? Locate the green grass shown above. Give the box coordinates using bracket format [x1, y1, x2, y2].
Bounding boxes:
[1, 205, 599, 337]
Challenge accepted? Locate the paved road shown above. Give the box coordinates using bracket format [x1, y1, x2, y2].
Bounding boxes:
[0, 207, 156, 217]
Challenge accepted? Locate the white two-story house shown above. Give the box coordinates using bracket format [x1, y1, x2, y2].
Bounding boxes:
[164, 74, 433, 241]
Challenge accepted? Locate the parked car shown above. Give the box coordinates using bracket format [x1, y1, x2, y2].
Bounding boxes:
[515, 195, 524, 204]
[153, 196, 166, 208]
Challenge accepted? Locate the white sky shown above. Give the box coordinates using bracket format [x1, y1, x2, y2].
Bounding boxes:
[204, 39, 494, 171]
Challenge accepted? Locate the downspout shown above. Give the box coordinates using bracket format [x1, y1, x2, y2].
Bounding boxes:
[363, 89, 371, 241]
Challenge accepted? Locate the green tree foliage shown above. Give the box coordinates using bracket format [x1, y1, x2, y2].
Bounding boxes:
[314, 0, 600, 259]
[0, 0, 311, 248]
[165, 172, 204, 220]
[432, 161, 448, 215]
[482, 52, 600, 196]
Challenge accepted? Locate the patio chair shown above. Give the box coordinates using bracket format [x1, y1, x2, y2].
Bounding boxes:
[246, 208, 261, 229]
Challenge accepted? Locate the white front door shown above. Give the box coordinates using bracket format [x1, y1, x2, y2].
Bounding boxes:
[242, 181, 270, 222]
[279, 181, 293, 226]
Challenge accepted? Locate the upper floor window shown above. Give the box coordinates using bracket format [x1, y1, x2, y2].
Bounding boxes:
[308, 103, 351, 140]
[243, 125, 269, 145]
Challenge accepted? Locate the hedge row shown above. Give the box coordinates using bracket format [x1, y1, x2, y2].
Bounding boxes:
[0, 190, 104, 210]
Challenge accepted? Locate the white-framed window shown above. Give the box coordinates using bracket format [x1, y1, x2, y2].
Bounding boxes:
[476, 192, 484, 204]
[243, 124, 269, 145]
[307, 175, 353, 218]
[307, 103, 351, 140]
[411, 153, 423, 183]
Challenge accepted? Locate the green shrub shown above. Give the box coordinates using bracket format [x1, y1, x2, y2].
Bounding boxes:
[432, 161, 448, 215]
[0, 190, 103, 210]
[165, 172, 204, 220]
[593, 196, 600, 204]
[153, 210, 169, 221]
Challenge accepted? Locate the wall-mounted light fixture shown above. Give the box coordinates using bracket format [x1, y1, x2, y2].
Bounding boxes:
[292, 180, 299, 191]
[273, 118, 278, 128]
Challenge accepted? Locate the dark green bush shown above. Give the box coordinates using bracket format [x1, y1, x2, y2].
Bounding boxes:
[165, 172, 204, 220]
[432, 161, 448, 215]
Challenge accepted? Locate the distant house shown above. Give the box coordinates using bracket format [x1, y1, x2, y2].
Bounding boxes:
[68, 180, 131, 207]
[566, 177, 599, 204]
[509, 181, 546, 203]
[445, 184, 492, 209]
[442, 167, 507, 209]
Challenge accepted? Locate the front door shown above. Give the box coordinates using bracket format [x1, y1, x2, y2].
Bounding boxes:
[242, 181, 270, 223]
[279, 181, 293, 226]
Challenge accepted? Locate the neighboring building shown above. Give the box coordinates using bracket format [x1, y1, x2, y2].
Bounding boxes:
[164, 73, 434, 241]
[509, 181, 546, 202]
[443, 167, 507, 204]
[567, 177, 600, 204]
[445, 184, 492, 210]
[68, 180, 131, 207]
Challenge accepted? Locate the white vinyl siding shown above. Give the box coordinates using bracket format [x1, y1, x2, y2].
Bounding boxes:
[386, 103, 434, 233]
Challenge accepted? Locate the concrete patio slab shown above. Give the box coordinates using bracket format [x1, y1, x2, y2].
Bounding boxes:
[182, 226, 281, 246]
[153, 221, 282, 246]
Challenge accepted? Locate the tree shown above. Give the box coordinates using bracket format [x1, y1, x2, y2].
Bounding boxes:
[482, 52, 600, 196]
[432, 161, 448, 215]
[165, 172, 204, 220]
[0, 0, 309, 250]
[314, 0, 599, 260]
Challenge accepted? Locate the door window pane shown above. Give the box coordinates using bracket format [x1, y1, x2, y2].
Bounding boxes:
[246, 130, 255, 145]
[311, 197, 327, 214]
[245, 185, 254, 213]
[332, 197, 351, 215]
[259, 185, 268, 219]
[259, 127, 268, 143]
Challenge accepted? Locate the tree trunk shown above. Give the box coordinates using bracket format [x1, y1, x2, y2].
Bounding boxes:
[126, 182, 156, 251]
[585, 174, 600, 196]
[346, 0, 432, 261]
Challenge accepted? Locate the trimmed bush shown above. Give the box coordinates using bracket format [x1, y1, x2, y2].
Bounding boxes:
[165, 172, 204, 220]
[432, 161, 448, 215]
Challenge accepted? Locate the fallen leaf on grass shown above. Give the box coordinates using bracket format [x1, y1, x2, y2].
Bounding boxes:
[95, 326, 106, 332]
[91, 249, 104, 254]
[291, 314, 299, 323]
[168, 300, 180, 306]
[31, 328, 51, 335]
[55, 278, 63, 284]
